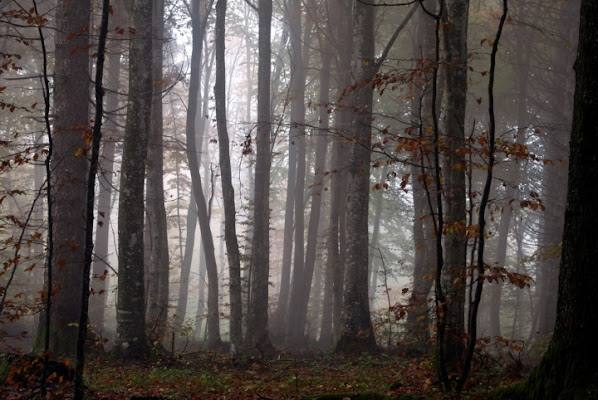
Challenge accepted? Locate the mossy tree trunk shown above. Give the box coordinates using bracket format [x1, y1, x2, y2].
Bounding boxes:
[491, 1, 598, 398]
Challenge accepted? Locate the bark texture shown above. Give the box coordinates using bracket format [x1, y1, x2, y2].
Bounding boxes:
[247, 0, 273, 351]
[116, 0, 154, 358]
[335, 0, 376, 352]
[490, 1, 597, 398]
[440, 0, 469, 365]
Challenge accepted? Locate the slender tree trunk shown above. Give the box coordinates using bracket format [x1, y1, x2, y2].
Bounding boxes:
[288, 37, 329, 345]
[177, 43, 214, 331]
[246, 0, 272, 351]
[368, 166, 388, 309]
[215, 0, 243, 350]
[405, 1, 438, 352]
[146, 0, 169, 340]
[185, 0, 222, 348]
[90, 41, 123, 334]
[286, 0, 307, 345]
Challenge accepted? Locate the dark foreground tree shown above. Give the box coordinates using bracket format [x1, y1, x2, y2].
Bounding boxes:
[36, 0, 90, 357]
[490, 1, 598, 398]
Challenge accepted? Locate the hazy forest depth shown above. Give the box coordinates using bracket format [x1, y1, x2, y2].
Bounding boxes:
[1, 0, 597, 399]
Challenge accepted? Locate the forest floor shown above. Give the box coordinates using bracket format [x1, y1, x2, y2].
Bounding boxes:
[0, 349, 526, 399]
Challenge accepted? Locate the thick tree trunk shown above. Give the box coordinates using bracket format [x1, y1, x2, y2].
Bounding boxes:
[490, 2, 597, 398]
[246, 0, 273, 351]
[335, 0, 376, 353]
[440, 0, 469, 366]
[38, 0, 90, 358]
[116, 0, 154, 358]
[215, 0, 243, 350]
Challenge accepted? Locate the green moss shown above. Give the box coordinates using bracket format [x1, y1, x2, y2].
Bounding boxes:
[0, 353, 17, 382]
[489, 333, 598, 400]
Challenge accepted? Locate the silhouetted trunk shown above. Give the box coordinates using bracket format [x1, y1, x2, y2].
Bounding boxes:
[116, 0, 154, 358]
[246, 0, 272, 351]
[215, 0, 242, 349]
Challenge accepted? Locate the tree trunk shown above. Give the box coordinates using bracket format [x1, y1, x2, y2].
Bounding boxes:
[185, 0, 221, 348]
[288, 33, 329, 345]
[490, 2, 597, 398]
[335, 0, 376, 353]
[89, 39, 123, 334]
[146, 0, 169, 340]
[116, 0, 154, 358]
[368, 166, 388, 310]
[440, 0, 469, 366]
[246, 0, 273, 351]
[215, 0, 243, 350]
[286, 0, 308, 345]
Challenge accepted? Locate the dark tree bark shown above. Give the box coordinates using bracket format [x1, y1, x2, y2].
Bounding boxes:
[215, 0, 243, 350]
[116, 0, 154, 358]
[246, 0, 273, 351]
[490, 1, 598, 397]
[440, 0, 469, 367]
[74, 1, 110, 397]
[36, 0, 90, 358]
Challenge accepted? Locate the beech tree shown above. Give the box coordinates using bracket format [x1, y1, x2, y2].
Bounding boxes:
[38, 0, 90, 357]
[116, 0, 153, 358]
[246, 0, 273, 351]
